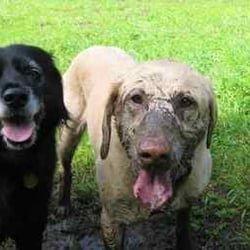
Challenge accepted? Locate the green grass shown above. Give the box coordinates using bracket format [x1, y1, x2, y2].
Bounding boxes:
[0, 0, 249, 247]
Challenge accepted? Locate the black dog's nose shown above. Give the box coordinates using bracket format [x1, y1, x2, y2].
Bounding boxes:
[2, 88, 29, 108]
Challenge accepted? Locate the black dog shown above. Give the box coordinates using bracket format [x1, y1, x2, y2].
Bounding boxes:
[0, 44, 67, 249]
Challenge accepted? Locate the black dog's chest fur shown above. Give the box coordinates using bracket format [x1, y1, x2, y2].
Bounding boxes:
[0, 170, 45, 235]
[0, 172, 31, 236]
[0, 134, 56, 240]
[0, 175, 13, 233]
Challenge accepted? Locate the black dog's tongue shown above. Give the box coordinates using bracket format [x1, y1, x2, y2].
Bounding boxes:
[1, 121, 34, 142]
[133, 169, 173, 211]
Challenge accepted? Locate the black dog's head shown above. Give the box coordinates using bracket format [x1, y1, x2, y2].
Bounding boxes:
[0, 44, 67, 150]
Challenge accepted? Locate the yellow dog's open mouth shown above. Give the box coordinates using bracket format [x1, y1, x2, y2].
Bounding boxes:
[133, 169, 173, 211]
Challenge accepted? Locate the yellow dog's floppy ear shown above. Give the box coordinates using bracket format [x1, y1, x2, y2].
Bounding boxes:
[207, 85, 218, 148]
[100, 82, 122, 159]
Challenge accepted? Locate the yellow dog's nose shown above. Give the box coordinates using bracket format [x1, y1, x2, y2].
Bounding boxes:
[137, 136, 171, 163]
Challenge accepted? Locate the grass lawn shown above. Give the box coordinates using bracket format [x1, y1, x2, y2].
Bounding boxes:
[0, 0, 249, 248]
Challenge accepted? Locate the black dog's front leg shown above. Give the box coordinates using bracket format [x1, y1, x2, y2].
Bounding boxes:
[15, 231, 43, 250]
[176, 206, 193, 250]
[14, 186, 51, 250]
[14, 213, 45, 250]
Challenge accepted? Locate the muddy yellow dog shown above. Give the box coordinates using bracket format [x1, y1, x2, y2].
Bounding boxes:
[58, 46, 217, 249]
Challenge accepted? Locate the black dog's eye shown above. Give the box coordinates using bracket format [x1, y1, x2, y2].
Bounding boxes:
[26, 68, 41, 80]
[131, 94, 143, 104]
[179, 96, 195, 108]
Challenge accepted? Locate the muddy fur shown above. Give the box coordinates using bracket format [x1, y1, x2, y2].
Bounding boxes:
[59, 46, 217, 249]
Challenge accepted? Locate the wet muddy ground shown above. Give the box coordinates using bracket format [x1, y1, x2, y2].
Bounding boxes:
[42, 183, 248, 250]
[44, 185, 177, 250]
[44, 194, 177, 250]
[1, 183, 247, 250]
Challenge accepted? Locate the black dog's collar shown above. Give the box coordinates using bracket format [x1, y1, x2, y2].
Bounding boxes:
[23, 172, 38, 189]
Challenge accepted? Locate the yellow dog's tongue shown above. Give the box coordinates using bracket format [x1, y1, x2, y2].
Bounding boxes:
[133, 169, 173, 211]
[1, 122, 34, 142]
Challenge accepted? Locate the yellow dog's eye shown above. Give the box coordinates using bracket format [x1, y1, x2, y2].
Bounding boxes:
[131, 94, 143, 104]
[180, 96, 194, 108]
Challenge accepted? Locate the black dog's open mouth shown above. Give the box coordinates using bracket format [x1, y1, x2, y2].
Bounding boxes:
[1, 118, 36, 149]
[1, 121, 34, 143]
[133, 169, 173, 211]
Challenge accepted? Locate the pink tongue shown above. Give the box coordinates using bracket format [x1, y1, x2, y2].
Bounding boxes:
[1, 122, 34, 142]
[133, 169, 173, 211]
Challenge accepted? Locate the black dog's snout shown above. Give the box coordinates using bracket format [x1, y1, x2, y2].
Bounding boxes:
[2, 87, 29, 108]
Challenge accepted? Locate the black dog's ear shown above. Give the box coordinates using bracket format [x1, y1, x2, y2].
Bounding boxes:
[50, 64, 69, 123]
[206, 84, 217, 148]
[100, 82, 122, 160]
[43, 56, 69, 126]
